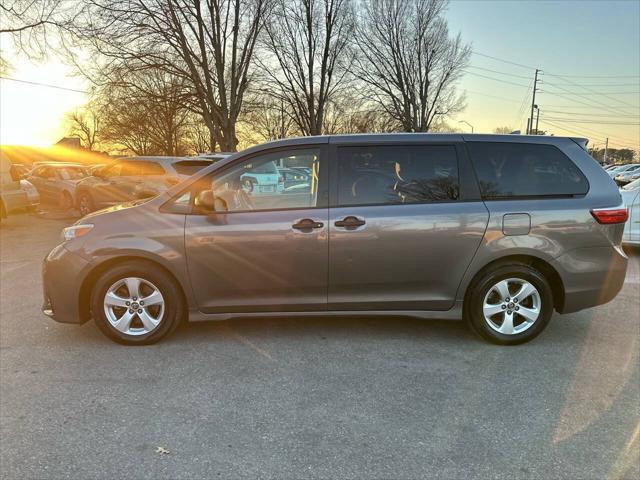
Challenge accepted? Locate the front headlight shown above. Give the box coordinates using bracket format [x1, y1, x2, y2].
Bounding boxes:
[62, 224, 94, 242]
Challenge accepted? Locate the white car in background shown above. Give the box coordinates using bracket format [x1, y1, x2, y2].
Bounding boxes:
[621, 178, 640, 246]
[608, 163, 639, 178]
[239, 160, 284, 195]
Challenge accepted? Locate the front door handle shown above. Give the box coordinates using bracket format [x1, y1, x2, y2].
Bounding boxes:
[292, 218, 324, 231]
[334, 216, 366, 228]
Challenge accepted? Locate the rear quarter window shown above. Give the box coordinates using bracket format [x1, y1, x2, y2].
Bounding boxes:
[466, 142, 589, 199]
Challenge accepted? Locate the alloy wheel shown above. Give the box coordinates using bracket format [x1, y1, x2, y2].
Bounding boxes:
[103, 277, 165, 336]
[482, 278, 541, 335]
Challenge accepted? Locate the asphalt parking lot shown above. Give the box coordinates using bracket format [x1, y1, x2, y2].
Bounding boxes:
[1, 210, 639, 479]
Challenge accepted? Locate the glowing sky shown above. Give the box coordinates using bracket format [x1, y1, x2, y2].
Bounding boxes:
[0, 0, 638, 149]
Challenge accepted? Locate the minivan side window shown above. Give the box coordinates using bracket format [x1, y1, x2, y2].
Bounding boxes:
[467, 142, 589, 199]
[337, 145, 459, 206]
[192, 148, 322, 213]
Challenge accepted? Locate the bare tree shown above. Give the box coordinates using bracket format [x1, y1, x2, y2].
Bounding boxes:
[242, 96, 297, 141]
[0, 0, 77, 60]
[353, 0, 470, 132]
[183, 118, 214, 154]
[259, 0, 353, 136]
[1, 1, 60, 34]
[94, 70, 192, 155]
[66, 107, 100, 150]
[70, 0, 271, 151]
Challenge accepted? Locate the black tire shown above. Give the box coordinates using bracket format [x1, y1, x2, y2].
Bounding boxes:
[77, 192, 95, 216]
[90, 261, 186, 345]
[466, 264, 554, 345]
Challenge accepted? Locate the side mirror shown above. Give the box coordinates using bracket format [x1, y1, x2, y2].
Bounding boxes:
[195, 189, 216, 211]
[134, 187, 158, 199]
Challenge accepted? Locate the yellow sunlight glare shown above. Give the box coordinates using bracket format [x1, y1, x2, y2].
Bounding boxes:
[0, 57, 87, 147]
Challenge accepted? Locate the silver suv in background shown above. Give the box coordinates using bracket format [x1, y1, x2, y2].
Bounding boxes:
[74, 156, 212, 215]
[42, 134, 628, 346]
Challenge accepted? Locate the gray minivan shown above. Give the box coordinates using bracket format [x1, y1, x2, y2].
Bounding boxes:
[42, 134, 628, 345]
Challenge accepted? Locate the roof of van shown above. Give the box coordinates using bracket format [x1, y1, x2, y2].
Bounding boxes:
[231, 133, 589, 158]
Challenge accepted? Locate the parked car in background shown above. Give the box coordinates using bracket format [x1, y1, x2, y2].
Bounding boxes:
[10, 163, 31, 180]
[278, 167, 311, 189]
[88, 164, 107, 175]
[607, 163, 639, 178]
[26, 162, 89, 209]
[19, 179, 40, 209]
[1, 151, 31, 220]
[621, 178, 640, 246]
[42, 134, 628, 346]
[75, 156, 213, 216]
[614, 164, 640, 185]
[197, 152, 233, 163]
[239, 159, 284, 194]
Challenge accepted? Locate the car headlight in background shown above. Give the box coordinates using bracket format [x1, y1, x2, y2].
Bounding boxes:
[19, 179, 38, 197]
[62, 224, 94, 242]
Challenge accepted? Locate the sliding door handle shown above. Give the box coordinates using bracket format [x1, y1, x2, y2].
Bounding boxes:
[334, 216, 366, 228]
[292, 218, 324, 230]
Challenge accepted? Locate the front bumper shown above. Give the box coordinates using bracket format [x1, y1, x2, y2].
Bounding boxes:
[552, 245, 628, 313]
[42, 243, 91, 324]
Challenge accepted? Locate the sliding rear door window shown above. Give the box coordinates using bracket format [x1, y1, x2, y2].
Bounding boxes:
[337, 145, 459, 206]
[467, 142, 589, 199]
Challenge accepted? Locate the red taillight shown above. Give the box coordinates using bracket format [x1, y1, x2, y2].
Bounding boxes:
[590, 208, 628, 224]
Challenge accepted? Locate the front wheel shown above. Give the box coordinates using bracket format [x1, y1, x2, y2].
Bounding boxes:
[466, 264, 554, 345]
[77, 192, 94, 216]
[91, 261, 185, 345]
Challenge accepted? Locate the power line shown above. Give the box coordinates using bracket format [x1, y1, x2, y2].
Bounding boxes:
[540, 120, 637, 150]
[466, 65, 533, 80]
[542, 82, 640, 87]
[542, 104, 640, 110]
[471, 51, 537, 71]
[544, 89, 640, 95]
[545, 72, 640, 79]
[540, 116, 640, 125]
[540, 118, 639, 146]
[545, 76, 636, 111]
[463, 71, 531, 88]
[541, 86, 635, 117]
[464, 90, 524, 104]
[543, 109, 640, 118]
[0, 76, 87, 94]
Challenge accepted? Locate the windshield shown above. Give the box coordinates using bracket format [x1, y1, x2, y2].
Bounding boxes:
[57, 166, 87, 180]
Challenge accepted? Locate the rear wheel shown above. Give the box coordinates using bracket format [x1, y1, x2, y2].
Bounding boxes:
[91, 261, 185, 345]
[77, 192, 94, 216]
[466, 264, 553, 345]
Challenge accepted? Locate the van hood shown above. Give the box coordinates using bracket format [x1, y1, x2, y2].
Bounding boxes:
[75, 198, 152, 224]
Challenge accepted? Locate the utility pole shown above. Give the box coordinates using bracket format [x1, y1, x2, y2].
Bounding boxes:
[604, 138, 609, 164]
[535, 105, 540, 134]
[528, 69, 541, 134]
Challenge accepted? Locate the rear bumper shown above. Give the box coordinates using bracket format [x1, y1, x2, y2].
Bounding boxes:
[552, 245, 628, 313]
[42, 244, 91, 324]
